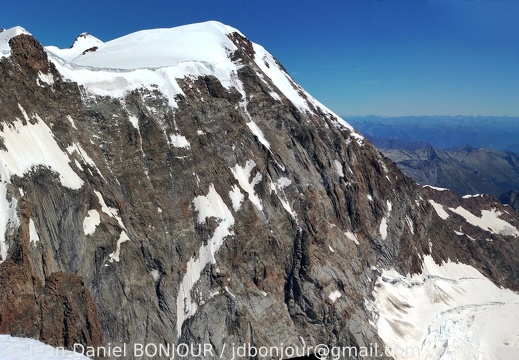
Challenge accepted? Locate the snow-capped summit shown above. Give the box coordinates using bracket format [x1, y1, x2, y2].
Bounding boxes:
[0, 26, 31, 58]
[45, 32, 103, 62]
[43, 21, 358, 135]
[70, 32, 103, 48]
[66, 21, 240, 69]
[69, 32, 103, 52]
[0, 26, 30, 39]
[45, 21, 241, 70]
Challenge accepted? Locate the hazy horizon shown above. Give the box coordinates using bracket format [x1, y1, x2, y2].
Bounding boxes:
[342, 114, 519, 118]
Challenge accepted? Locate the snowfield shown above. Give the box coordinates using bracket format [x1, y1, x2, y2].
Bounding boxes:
[0, 27, 30, 58]
[370, 256, 519, 359]
[0, 108, 84, 190]
[0, 335, 89, 359]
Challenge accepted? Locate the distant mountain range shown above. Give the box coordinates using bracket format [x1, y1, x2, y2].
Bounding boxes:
[380, 144, 519, 197]
[347, 115, 519, 151]
[346, 116, 519, 198]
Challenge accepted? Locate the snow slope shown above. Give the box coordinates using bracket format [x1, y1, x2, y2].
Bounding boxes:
[370, 256, 519, 359]
[0, 334, 88, 359]
[0, 108, 83, 190]
[0, 27, 30, 58]
[46, 33, 103, 62]
[60, 22, 239, 70]
[448, 206, 519, 237]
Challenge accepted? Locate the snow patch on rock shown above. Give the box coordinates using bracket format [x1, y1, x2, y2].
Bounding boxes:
[0, 183, 19, 262]
[37, 71, 55, 86]
[269, 176, 297, 220]
[246, 121, 270, 149]
[423, 185, 449, 191]
[229, 185, 244, 212]
[128, 115, 139, 129]
[406, 215, 414, 234]
[334, 160, 344, 177]
[429, 199, 450, 220]
[108, 230, 130, 263]
[345, 231, 360, 245]
[329, 290, 342, 303]
[83, 209, 100, 236]
[67, 115, 78, 130]
[177, 184, 235, 337]
[231, 160, 263, 211]
[0, 108, 83, 189]
[66, 142, 102, 177]
[93, 190, 125, 229]
[170, 134, 191, 149]
[449, 206, 519, 237]
[29, 218, 39, 244]
[379, 217, 388, 240]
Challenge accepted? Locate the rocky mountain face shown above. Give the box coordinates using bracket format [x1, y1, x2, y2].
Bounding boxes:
[422, 186, 519, 290]
[371, 185, 519, 358]
[1, 23, 519, 359]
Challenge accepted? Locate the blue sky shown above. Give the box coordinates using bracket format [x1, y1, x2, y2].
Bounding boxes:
[2, 0, 518, 116]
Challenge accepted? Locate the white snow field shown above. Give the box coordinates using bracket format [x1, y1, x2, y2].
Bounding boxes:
[370, 256, 519, 360]
[0, 335, 89, 359]
[0, 27, 30, 58]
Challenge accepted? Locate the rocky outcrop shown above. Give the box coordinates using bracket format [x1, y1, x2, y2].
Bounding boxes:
[500, 189, 519, 213]
[0, 198, 103, 350]
[9, 34, 50, 73]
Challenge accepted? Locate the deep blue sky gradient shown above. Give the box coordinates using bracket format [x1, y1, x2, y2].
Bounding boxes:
[2, 0, 518, 116]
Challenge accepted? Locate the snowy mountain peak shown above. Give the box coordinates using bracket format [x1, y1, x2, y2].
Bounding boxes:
[44, 31, 103, 62]
[70, 32, 103, 49]
[43, 21, 359, 135]
[0, 26, 31, 58]
[0, 26, 30, 38]
[2, 20, 519, 360]
[55, 21, 242, 69]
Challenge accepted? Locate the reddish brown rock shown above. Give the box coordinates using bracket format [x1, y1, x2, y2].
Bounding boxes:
[40, 272, 103, 348]
[9, 34, 50, 73]
[0, 260, 41, 338]
[0, 198, 103, 351]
